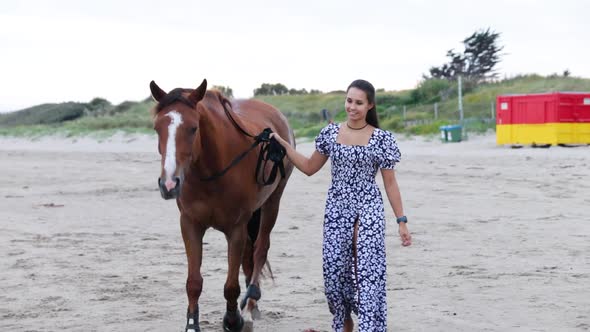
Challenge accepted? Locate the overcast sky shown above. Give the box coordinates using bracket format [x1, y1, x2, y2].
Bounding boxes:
[1, 0, 588, 112]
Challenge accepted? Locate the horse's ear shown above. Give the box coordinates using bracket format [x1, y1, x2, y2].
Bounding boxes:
[150, 80, 167, 102]
[188, 79, 207, 105]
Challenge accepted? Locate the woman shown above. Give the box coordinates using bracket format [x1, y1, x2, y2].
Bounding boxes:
[271, 79, 411, 331]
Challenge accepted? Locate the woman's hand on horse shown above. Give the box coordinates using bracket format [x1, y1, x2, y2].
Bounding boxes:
[270, 133, 286, 146]
[399, 223, 412, 246]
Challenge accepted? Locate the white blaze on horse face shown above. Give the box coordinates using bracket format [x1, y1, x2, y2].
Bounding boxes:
[164, 111, 183, 188]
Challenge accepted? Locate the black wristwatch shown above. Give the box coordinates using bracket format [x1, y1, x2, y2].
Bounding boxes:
[396, 216, 408, 224]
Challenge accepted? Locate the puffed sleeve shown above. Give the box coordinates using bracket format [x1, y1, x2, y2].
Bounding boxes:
[314, 124, 334, 156]
[377, 130, 401, 169]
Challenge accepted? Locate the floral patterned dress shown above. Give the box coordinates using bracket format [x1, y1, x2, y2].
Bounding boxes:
[315, 122, 401, 331]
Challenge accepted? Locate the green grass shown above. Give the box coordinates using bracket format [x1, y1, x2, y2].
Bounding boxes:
[0, 99, 155, 138]
[255, 93, 344, 131]
[0, 102, 87, 126]
[2, 75, 589, 138]
[464, 75, 590, 103]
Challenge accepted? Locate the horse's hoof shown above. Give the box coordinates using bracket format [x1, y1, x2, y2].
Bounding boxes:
[241, 319, 254, 332]
[222, 312, 244, 332]
[242, 309, 254, 332]
[251, 305, 261, 320]
[244, 299, 261, 320]
[241, 300, 259, 332]
[186, 306, 200, 332]
[240, 284, 261, 310]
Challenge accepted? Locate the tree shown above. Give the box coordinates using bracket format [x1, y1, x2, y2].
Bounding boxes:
[253, 83, 322, 96]
[85, 97, 112, 116]
[430, 28, 504, 83]
[88, 97, 112, 111]
[253, 83, 289, 96]
[253, 83, 290, 96]
[288, 88, 311, 95]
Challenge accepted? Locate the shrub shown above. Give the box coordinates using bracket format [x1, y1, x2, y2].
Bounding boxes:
[0, 102, 86, 127]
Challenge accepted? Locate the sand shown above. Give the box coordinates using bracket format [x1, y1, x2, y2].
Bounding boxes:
[1, 132, 589, 331]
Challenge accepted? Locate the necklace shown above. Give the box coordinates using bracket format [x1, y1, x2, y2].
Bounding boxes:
[346, 122, 368, 130]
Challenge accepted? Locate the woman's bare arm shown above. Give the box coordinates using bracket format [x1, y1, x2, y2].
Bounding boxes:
[270, 133, 328, 176]
[381, 168, 412, 246]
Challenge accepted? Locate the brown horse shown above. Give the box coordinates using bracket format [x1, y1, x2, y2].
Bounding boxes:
[149, 79, 294, 332]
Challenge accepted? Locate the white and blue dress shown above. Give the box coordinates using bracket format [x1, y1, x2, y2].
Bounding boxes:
[315, 122, 401, 331]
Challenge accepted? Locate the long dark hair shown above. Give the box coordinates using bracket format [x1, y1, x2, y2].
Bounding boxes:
[347, 79, 379, 128]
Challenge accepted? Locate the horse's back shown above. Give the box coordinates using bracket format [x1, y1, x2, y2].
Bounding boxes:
[233, 99, 292, 140]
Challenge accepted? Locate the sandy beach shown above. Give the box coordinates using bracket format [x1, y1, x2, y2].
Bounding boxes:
[1, 132, 589, 331]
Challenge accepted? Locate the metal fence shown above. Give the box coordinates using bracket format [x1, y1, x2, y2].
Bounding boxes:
[381, 100, 496, 129]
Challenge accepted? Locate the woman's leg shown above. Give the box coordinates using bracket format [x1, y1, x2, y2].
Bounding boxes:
[323, 215, 355, 331]
[343, 220, 359, 332]
[356, 216, 387, 331]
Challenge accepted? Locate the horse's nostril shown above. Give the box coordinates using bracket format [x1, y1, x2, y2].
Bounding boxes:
[164, 180, 176, 191]
[158, 177, 181, 198]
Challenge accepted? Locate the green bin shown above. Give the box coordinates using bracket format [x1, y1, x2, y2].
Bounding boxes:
[446, 125, 462, 142]
[440, 125, 463, 142]
[439, 125, 449, 142]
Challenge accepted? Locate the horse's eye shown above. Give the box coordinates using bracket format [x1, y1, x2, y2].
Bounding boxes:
[190, 127, 198, 134]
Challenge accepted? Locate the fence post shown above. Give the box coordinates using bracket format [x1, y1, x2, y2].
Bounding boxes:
[491, 101, 495, 119]
[458, 76, 465, 139]
[458, 76, 464, 124]
[434, 102, 438, 120]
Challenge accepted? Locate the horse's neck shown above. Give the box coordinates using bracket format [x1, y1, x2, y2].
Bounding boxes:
[192, 103, 249, 175]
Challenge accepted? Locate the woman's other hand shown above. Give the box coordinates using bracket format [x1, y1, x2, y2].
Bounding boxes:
[399, 223, 412, 246]
[269, 132, 286, 146]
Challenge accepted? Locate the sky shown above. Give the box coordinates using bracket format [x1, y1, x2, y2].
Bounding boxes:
[1, 0, 589, 112]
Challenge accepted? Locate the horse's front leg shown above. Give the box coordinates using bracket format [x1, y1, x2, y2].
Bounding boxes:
[181, 214, 206, 332]
[222, 224, 247, 332]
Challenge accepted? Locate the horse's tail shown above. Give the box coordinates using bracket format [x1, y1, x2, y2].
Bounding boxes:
[246, 208, 274, 281]
[247, 208, 261, 245]
[261, 258, 274, 281]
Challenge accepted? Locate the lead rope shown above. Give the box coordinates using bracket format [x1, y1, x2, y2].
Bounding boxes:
[199, 97, 286, 185]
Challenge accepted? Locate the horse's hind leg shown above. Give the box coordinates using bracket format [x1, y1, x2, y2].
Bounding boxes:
[241, 181, 288, 321]
[242, 208, 261, 287]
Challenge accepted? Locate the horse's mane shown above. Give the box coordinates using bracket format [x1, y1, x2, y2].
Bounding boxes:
[152, 88, 195, 116]
[207, 90, 231, 111]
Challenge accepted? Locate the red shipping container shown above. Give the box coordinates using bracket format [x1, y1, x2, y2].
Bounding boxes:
[496, 92, 590, 145]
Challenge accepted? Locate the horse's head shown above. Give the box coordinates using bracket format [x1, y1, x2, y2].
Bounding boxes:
[150, 79, 207, 200]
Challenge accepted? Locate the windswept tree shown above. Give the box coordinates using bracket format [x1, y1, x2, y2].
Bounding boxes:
[430, 28, 504, 83]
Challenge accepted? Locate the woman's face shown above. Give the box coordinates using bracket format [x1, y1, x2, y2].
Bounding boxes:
[345, 87, 373, 122]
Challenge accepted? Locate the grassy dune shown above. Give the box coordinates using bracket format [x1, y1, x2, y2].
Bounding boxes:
[1, 75, 589, 138]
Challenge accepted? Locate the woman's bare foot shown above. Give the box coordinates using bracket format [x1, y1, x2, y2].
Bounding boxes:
[344, 317, 353, 332]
